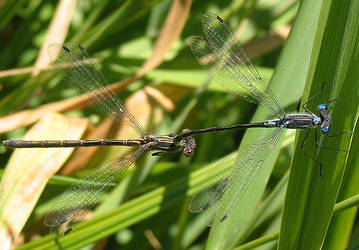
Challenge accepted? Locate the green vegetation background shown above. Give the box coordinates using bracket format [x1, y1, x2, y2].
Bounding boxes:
[0, 0, 358, 249]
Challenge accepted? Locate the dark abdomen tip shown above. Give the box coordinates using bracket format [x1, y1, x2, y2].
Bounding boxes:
[64, 227, 72, 235]
[62, 45, 71, 53]
[220, 215, 228, 222]
[77, 44, 85, 51]
[216, 15, 224, 23]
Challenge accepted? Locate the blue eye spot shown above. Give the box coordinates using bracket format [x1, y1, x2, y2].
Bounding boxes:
[321, 127, 330, 134]
[317, 104, 327, 111]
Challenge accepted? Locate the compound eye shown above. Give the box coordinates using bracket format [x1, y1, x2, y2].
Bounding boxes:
[317, 104, 327, 111]
[321, 127, 330, 134]
[182, 128, 192, 133]
[184, 150, 194, 157]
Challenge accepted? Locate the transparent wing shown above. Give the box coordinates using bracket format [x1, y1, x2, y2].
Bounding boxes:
[44, 144, 149, 234]
[48, 42, 146, 137]
[189, 128, 283, 226]
[189, 13, 285, 117]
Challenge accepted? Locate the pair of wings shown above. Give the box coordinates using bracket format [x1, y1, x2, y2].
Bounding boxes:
[188, 13, 284, 225]
[45, 12, 284, 231]
[44, 42, 149, 234]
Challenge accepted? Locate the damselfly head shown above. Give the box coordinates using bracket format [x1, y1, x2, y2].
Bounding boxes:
[180, 129, 196, 157]
[317, 103, 331, 134]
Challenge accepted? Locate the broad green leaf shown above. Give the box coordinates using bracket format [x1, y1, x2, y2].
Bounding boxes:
[279, 0, 359, 249]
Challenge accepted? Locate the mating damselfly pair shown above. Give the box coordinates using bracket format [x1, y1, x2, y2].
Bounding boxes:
[3, 13, 351, 234]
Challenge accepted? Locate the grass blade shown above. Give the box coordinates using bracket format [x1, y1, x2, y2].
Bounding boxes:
[279, 0, 359, 248]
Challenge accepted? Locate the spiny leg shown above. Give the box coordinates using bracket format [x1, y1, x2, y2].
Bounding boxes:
[302, 82, 325, 113]
[325, 98, 340, 107]
[300, 129, 324, 177]
[314, 129, 349, 152]
[325, 130, 353, 138]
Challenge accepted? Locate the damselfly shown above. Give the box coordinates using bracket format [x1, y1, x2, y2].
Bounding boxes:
[3, 42, 196, 235]
[180, 13, 351, 225]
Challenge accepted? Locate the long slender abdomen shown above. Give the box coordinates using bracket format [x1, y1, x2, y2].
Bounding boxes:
[2, 139, 143, 148]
